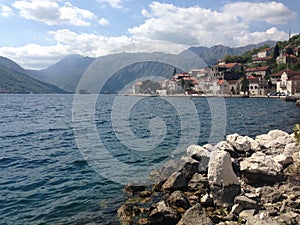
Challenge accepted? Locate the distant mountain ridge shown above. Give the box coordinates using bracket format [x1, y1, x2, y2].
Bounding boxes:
[0, 41, 277, 93]
[28, 54, 96, 93]
[189, 41, 277, 65]
[0, 60, 67, 94]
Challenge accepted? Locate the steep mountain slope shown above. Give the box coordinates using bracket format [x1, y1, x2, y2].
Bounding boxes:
[28, 55, 96, 93]
[77, 51, 206, 94]
[0, 56, 26, 74]
[189, 41, 277, 65]
[24, 41, 277, 93]
[0, 63, 67, 94]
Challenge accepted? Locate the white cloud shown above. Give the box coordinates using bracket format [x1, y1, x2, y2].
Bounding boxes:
[98, 17, 109, 26]
[98, 0, 124, 9]
[1, 5, 14, 17]
[0, 44, 68, 69]
[12, 0, 96, 26]
[129, 1, 294, 47]
[222, 1, 297, 24]
[0, 1, 296, 69]
[0, 29, 133, 69]
[234, 27, 288, 46]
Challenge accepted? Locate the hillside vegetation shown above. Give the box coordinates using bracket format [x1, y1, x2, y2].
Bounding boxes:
[0, 65, 67, 94]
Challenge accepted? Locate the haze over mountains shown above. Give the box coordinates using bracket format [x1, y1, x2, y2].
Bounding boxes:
[0, 41, 276, 94]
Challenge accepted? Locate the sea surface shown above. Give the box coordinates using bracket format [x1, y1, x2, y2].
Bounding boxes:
[0, 94, 299, 225]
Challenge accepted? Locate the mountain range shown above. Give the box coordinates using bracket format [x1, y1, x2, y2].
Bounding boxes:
[0, 57, 67, 94]
[0, 41, 276, 94]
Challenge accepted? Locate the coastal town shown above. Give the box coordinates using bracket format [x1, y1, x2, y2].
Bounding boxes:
[132, 35, 300, 101]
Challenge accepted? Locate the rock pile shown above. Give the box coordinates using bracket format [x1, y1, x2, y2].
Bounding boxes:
[117, 129, 300, 225]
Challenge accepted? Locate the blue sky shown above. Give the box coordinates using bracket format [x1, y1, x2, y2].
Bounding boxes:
[0, 0, 299, 69]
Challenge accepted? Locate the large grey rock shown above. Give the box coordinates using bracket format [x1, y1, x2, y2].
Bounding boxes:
[149, 201, 180, 225]
[234, 195, 258, 210]
[268, 129, 291, 141]
[117, 204, 133, 225]
[256, 130, 294, 152]
[162, 172, 187, 192]
[176, 203, 213, 225]
[167, 190, 190, 210]
[124, 182, 146, 195]
[188, 173, 209, 192]
[240, 152, 283, 184]
[186, 145, 210, 172]
[179, 156, 202, 179]
[160, 160, 179, 179]
[284, 143, 300, 158]
[208, 150, 240, 207]
[215, 141, 239, 158]
[226, 133, 260, 153]
[200, 194, 214, 208]
[202, 143, 216, 152]
[255, 134, 273, 149]
[272, 154, 293, 168]
[208, 150, 239, 187]
[245, 214, 281, 225]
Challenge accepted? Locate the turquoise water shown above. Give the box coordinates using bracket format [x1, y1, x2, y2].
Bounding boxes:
[0, 94, 299, 224]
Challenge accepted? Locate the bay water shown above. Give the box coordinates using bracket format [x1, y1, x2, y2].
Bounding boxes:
[1, 94, 299, 224]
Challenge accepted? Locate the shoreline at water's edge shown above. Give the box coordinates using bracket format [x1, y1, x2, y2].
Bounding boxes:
[118, 93, 296, 99]
[117, 129, 300, 225]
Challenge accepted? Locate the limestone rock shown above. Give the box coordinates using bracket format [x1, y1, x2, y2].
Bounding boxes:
[200, 194, 214, 208]
[268, 129, 291, 141]
[245, 214, 281, 225]
[208, 150, 240, 207]
[276, 212, 300, 225]
[215, 141, 239, 158]
[167, 190, 190, 210]
[240, 152, 283, 184]
[256, 130, 294, 152]
[148, 201, 180, 225]
[160, 160, 179, 180]
[162, 171, 187, 192]
[239, 209, 256, 220]
[124, 182, 146, 195]
[273, 154, 293, 168]
[188, 173, 209, 192]
[176, 203, 213, 225]
[179, 156, 202, 179]
[234, 195, 258, 210]
[203, 143, 216, 152]
[226, 133, 260, 153]
[186, 145, 210, 172]
[284, 143, 300, 158]
[208, 150, 239, 187]
[117, 204, 133, 225]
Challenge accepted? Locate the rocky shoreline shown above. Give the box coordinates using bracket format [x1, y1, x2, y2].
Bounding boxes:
[117, 129, 300, 225]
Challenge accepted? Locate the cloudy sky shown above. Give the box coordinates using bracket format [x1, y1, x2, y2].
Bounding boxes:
[0, 0, 299, 69]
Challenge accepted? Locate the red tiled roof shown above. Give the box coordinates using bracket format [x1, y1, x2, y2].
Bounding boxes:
[245, 66, 270, 72]
[270, 69, 300, 78]
[248, 76, 260, 82]
[217, 79, 226, 85]
[288, 74, 300, 80]
[219, 62, 239, 69]
[283, 54, 298, 59]
[259, 47, 272, 52]
[252, 57, 272, 62]
[227, 80, 239, 84]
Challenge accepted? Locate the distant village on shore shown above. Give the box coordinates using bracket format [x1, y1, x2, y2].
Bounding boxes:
[131, 35, 300, 99]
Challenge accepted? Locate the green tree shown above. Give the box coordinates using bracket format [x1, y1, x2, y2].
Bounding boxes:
[273, 43, 280, 60]
[241, 76, 249, 95]
[140, 80, 161, 94]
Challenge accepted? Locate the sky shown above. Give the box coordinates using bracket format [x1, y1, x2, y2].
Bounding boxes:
[0, 0, 299, 69]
